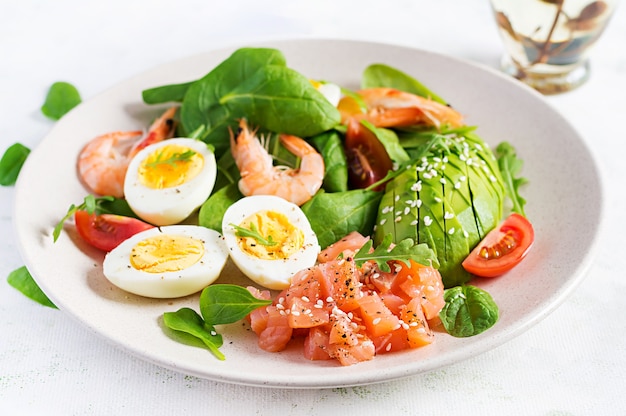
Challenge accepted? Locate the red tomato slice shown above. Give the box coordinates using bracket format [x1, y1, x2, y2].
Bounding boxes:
[462, 213, 534, 277]
[74, 210, 154, 252]
[344, 119, 393, 191]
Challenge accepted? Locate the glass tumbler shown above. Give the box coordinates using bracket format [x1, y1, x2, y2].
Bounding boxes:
[489, 0, 617, 94]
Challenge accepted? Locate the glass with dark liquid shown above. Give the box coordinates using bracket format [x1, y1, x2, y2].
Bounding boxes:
[489, 0, 617, 94]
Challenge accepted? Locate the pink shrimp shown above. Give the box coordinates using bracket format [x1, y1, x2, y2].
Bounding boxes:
[342, 87, 464, 129]
[230, 119, 324, 206]
[77, 107, 177, 197]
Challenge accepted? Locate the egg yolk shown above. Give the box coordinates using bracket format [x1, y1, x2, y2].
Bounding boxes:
[138, 144, 204, 189]
[130, 234, 204, 273]
[237, 210, 304, 260]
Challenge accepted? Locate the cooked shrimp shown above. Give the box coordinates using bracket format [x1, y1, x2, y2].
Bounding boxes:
[230, 119, 324, 206]
[344, 87, 464, 129]
[77, 107, 177, 197]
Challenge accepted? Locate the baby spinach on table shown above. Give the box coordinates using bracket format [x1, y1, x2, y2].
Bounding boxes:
[439, 285, 499, 337]
[41, 81, 82, 120]
[0, 143, 30, 186]
[7, 266, 57, 309]
[361, 63, 447, 105]
[301, 188, 382, 249]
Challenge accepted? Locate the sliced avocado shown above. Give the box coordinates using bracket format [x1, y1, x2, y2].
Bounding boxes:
[374, 131, 505, 288]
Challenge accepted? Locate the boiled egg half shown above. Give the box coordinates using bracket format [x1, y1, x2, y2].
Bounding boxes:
[103, 225, 228, 298]
[222, 195, 320, 290]
[124, 138, 217, 226]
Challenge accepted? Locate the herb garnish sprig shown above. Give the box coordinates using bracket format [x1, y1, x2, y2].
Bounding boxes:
[145, 149, 196, 169]
[230, 222, 278, 247]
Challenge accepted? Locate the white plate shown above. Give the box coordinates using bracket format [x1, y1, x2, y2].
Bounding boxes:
[14, 39, 605, 388]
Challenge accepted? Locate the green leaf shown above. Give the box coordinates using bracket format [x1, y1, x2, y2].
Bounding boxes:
[162, 308, 225, 360]
[353, 234, 439, 272]
[199, 284, 271, 326]
[309, 130, 349, 193]
[301, 189, 382, 249]
[53, 195, 135, 242]
[496, 142, 528, 217]
[198, 183, 243, 232]
[439, 285, 499, 337]
[360, 120, 410, 164]
[180, 48, 340, 154]
[7, 266, 57, 308]
[230, 222, 278, 246]
[0, 143, 30, 186]
[361, 64, 447, 105]
[41, 81, 82, 120]
[142, 81, 195, 104]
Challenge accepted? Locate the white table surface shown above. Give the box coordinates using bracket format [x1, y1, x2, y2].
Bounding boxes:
[2, 1, 625, 414]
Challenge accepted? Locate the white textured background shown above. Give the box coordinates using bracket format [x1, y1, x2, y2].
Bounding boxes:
[1, 0, 625, 414]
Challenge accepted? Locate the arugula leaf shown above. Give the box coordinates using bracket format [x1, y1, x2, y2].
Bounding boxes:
[53, 194, 136, 242]
[0, 143, 30, 186]
[41, 81, 82, 120]
[439, 285, 499, 337]
[230, 222, 278, 246]
[353, 233, 440, 272]
[496, 142, 528, 217]
[199, 284, 272, 326]
[162, 307, 225, 360]
[7, 266, 57, 309]
[361, 63, 447, 105]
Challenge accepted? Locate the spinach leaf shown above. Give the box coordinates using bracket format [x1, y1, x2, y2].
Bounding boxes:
[0, 143, 30, 186]
[354, 234, 439, 272]
[162, 307, 225, 360]
[301, 189, 382, 249]
[439, 285, 498, 337]
[142, 81, 195, 104]
[7, 266, 57, 308]
[199, 284, 272, 326]
[198, 182, 243, 232]
[41, 81, 82, 120]
[360, 120, 410, 164]
[180, 48, 340, 154]
[361, 64, 447, 105]
[309, 130, 348, 193]
[496, 142, 528, 217]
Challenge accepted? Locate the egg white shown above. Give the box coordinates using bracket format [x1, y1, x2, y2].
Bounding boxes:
[221, 195, 320, 290]
[102, 225, 228, 298]
[124, 138, 217, 226]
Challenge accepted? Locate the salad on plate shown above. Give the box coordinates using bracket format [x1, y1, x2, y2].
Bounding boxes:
[53, 46, 533, 366]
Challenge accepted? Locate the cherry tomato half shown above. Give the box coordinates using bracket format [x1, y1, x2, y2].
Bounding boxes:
[462, 213, 534, 278]
[74, 210, 154, 252]
[344, 119, 393, 191]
